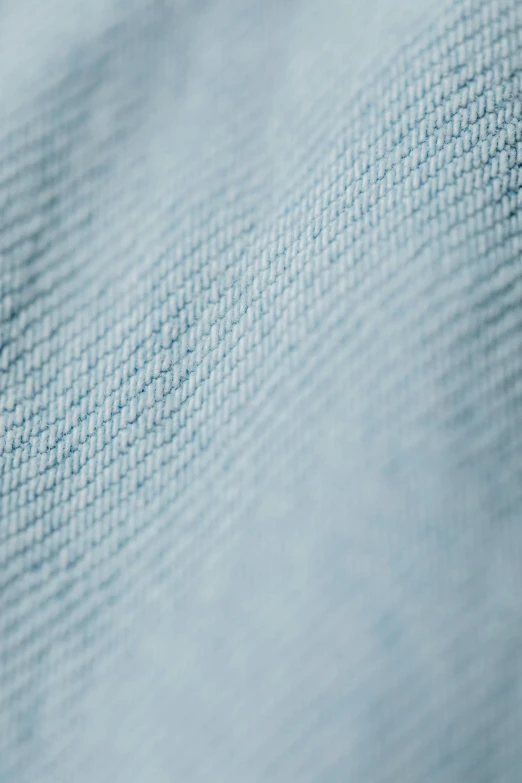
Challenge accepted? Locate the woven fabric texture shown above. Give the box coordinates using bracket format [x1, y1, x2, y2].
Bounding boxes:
[1, 0, 522, 780]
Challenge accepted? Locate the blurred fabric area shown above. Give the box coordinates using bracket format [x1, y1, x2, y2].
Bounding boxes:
[1, 1, 521, 780]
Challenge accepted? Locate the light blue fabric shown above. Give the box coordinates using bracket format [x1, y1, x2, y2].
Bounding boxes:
[1, 0, 521, 780]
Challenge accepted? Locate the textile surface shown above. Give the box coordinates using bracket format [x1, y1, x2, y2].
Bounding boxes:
[1, 0, 522, 780]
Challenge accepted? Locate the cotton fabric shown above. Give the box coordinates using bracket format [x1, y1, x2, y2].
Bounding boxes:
[1, 1, 521, 780]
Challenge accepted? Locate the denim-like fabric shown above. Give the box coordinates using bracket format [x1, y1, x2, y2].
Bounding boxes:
[1, 1, 521, 780]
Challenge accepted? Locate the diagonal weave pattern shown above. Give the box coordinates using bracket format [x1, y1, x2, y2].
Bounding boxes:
[1, 0, 522, 780]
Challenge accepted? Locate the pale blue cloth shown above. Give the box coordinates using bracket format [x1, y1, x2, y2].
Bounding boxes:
[1, 0, 521, 780]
